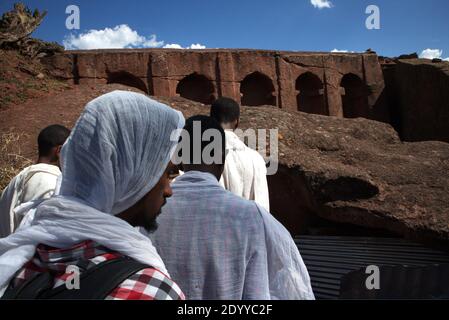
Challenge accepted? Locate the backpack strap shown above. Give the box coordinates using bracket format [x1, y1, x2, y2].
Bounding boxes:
[45, 257, 150, 299]
[2, 257, 150, 300]
[2, 271, 54, 300]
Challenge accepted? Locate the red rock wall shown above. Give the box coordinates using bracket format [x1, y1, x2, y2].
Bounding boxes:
[49, 49, 390, 123]
[382, 59, 449, 143]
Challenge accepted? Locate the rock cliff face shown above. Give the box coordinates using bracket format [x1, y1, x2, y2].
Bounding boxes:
[42, 49, 449, 145]
[1, 74, 448, 248]
[41, 49, 390, 124]
[156, 96, 449, 249]
[382, 58, 449, 143]
[2, 3, 448, 250]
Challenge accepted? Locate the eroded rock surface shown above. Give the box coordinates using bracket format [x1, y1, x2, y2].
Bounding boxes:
[156, 97, 449, 247]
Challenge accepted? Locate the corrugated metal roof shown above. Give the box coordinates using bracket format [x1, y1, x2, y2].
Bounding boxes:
[295, 236, 449, 299]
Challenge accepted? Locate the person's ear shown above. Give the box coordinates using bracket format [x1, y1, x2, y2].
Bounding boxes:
[54, 145, 63, 160]
[235, 119, 240, 129]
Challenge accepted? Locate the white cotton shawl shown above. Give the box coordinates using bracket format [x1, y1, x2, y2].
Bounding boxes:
[152, 171, 315, 300]
[0, 163, 61, 238]
[0, 90, 185, 296]
[220, 130, 270, 212]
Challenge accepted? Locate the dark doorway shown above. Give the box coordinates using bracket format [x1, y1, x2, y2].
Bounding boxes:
[176, 73, 215, 104]
[106, 71, 149, 94]
[296, 72, 328, 115]
[240, 72, 276, 107]
[340, 74, 369, 118]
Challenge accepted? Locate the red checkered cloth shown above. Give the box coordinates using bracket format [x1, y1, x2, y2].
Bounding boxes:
[8, 240, 185, 300]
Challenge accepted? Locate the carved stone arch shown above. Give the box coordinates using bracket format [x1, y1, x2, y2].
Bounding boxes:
[296, 72, 328, 115]
[240, 72, 276, 106]
[106, 70, 149, 94]
[340, 73, 369, 118]
[176, 73, 216, 104]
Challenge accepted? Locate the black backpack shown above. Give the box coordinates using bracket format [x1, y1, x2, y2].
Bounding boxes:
[2, 257, 149, 299]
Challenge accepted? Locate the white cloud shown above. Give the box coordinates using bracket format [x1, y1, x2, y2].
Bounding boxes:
[188, 43, 206, 49]
[311, 0, 333, 9]
[331, 49, 355, 53]
[142, 35, 165, 48]
[419, 48, 449, 61]
[163, 43, 206, 49]
[420, 49, 443, 60]
[64, 24, 206, 50]
[163, 43, 183, 49]
[63, 24, 163, 49]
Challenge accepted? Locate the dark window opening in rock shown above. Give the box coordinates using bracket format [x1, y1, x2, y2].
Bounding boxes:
[240, 72, 276, 107]
[340, 73, 369, 118]
[107, 71, 149, 94]
[296, 72, 328, 115]
[176, 73, 215, 104]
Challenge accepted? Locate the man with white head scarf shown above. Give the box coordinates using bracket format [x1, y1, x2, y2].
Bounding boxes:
[0, 90, 185, 300]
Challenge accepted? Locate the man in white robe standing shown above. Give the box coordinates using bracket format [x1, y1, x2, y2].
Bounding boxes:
[152, 115, 314, 300]
[0, 125, 70, 238]
[211, 97, 270, 211]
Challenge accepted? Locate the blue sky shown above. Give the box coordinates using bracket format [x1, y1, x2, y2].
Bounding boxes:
[1, 0, 448, 58]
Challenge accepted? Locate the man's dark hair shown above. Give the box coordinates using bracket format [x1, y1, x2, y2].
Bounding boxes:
[182, 115, 226, 165]
[38, 124, 71, 157]
[210, 97, 240, 124]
